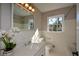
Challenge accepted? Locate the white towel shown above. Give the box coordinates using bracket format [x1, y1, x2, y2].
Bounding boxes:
[31, 29, 43, 43]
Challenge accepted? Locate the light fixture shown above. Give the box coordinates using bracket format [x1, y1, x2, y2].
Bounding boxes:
[29, 6, 32, 10]
[32, 8, 35, 12]
[25, 3, 29, 7]
[16, 3, 35, 13]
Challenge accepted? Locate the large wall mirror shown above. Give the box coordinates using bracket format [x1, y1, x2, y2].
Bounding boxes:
[13, 4, 34, 31]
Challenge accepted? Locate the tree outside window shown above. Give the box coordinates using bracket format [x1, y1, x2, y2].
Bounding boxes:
[48, 15, 63, 32]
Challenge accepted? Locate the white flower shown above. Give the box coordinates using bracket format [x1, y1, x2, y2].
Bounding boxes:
[10, 39, 15, 43]
[8, 30, 15, 37]
[8, 33, 14, 38]
[0, 30, 6, 35]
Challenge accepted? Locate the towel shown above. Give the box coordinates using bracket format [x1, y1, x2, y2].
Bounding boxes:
[31, 29, 43, 43]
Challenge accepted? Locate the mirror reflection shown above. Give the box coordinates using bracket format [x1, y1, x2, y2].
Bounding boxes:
[13, 4, 34, 31]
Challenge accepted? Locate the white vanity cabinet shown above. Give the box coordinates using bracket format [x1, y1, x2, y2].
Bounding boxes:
[2, 44, 45, 56]
[34, 46, 45, 56]
[8, 42, 45, 56]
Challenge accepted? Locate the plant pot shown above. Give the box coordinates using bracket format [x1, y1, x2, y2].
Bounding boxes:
[3, 49, 13, 56]
[5, 48, 13, 51]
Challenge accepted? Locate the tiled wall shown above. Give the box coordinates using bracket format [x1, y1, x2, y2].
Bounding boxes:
[41, 5, 76, 55]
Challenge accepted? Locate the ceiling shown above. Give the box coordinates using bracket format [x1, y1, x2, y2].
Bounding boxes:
[33, 3, 74, 12]
[14, 4, 31, 16]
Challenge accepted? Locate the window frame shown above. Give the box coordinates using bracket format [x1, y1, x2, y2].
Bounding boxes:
[47, 14, 64, 32]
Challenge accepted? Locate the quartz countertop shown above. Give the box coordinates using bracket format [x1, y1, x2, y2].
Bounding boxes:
[13, 41, 45, 56]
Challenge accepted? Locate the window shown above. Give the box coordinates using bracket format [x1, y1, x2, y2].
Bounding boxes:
[47, 14, 64, 32]
[28, 19, 34, 30]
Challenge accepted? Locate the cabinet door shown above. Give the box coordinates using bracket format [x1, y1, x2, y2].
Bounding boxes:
[34, 47, 45, 56]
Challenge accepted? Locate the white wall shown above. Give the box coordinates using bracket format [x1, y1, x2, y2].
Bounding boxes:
[0, 4, 1, 29]
[33, 7, 42, 30]
[77, 4, 79, 51]
[0, 3, 12, 30]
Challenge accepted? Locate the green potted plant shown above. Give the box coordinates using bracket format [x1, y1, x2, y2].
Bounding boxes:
[0, 31, 16, 51]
